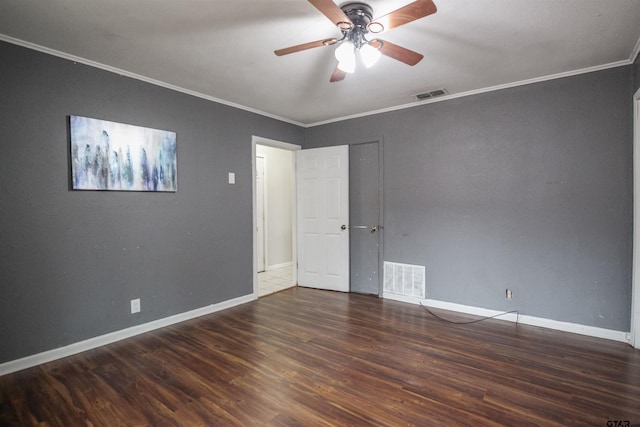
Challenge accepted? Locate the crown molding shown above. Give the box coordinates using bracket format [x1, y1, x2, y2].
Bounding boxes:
[0, 34, 306, 128]
[307, 59, 633, 127]
[2, 33, 638, 129]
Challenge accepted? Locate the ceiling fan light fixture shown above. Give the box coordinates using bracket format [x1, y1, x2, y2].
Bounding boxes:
[334, 41, 355, 63]
[360, 42, 381, 68]
[336, 56, 356, 73]
[275, 0, 437, 82]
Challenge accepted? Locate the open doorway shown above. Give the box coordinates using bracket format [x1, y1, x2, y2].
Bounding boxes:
[252, 137, 301, 298]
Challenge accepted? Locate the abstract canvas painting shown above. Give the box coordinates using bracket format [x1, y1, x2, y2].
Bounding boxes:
[70, 115, 177, 192]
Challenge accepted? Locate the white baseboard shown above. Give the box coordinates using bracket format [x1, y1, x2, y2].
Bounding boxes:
[265, 261, 292, 271]
[383, 292, 631, 344]
[3, 292, 629, 377]
[0, 293, 256, 377]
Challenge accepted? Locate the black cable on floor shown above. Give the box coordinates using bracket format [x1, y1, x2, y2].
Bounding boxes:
[419, 302, 520, 325]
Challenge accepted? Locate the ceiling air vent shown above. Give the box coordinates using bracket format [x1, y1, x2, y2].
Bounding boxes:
[415, 88, 448, 101]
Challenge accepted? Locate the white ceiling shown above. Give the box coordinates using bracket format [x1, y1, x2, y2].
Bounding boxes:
[1, 0, 640, 126]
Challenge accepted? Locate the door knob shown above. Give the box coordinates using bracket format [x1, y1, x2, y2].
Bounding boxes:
[341, 224, 348, 230]
[370, 225, 378, 233]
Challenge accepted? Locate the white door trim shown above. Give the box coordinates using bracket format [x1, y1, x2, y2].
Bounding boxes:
[251, 136, 301, 298]
[256, 155, 266, 272]
[632, 87, 640, 348]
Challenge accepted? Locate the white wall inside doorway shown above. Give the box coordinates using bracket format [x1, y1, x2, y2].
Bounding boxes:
[256, 144, 294, 270]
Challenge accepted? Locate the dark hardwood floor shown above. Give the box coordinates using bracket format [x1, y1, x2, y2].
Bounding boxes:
[1, 287, 640, 426]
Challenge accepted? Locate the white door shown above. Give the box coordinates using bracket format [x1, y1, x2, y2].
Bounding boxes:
[256, 156, 266, 272]
[297, 146, 349, 292]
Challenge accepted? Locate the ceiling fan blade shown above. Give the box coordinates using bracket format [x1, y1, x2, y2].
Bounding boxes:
[369, 0, 437, 33]
[330, 63, 347, 82]
[376, 40, 424, 66]
[308, 0, 354, 29]
[274, 38, 337, 56]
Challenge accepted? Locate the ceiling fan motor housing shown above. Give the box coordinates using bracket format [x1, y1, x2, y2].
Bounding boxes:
[339, 2, 380, 47]
[340, 2, 374, 28]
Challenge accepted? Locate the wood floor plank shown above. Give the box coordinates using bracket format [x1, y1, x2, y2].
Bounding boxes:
[2, 287, 640, 426]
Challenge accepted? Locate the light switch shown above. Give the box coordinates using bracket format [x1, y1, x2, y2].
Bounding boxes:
[228, 172, 235, 184]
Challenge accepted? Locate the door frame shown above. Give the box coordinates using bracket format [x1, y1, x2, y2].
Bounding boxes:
[256, 155, 266, 272]
[632, 87, 640, 348]
[251, 136, 301, 298]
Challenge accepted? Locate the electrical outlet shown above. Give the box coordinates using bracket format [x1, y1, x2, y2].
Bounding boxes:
[505, 289, 513, 299]
[131, 298, 141, 314]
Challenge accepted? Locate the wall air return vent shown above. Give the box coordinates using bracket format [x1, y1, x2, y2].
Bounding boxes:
[415, 88, 448, 101]
[383, 261, 426, 298]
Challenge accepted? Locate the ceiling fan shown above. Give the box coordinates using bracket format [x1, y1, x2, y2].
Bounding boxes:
[274, 0, 437, 82]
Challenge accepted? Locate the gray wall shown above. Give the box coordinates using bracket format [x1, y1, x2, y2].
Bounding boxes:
[0, 41, 304, 363]
[1, 38, 635, 364]
[306, 66, 634, 331]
